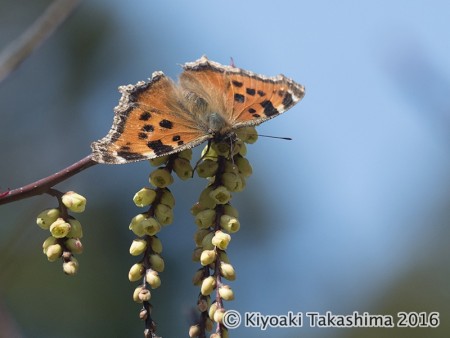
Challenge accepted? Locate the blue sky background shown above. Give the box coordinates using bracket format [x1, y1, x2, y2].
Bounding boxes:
[1, 1, 450, 337]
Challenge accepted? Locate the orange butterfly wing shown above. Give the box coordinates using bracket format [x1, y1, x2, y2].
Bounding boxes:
[181, 57, 305, 130]
[91, 72, 210, 164]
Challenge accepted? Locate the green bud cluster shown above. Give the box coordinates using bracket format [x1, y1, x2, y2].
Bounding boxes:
[189, 127, 256, 337]
[37, 191, 86, 275]
[129, 150, 193, 336]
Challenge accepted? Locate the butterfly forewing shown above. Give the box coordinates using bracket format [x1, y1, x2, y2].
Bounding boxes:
[91, 72, 207, 164]
[229, 74, 305, 129]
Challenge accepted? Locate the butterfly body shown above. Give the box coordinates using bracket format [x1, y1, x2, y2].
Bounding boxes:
[91, 56, 305, 164]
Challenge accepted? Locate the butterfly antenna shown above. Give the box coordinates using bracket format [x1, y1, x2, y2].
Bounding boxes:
[258, 134, 292, 141]
[230, 57, 236, 68]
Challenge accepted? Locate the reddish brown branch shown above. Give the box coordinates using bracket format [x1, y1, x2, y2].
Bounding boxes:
[0, 155, 97, 206]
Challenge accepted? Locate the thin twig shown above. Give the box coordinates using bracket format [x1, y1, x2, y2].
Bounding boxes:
[0, 155, 97, 206]
[0, 0, 81, 83]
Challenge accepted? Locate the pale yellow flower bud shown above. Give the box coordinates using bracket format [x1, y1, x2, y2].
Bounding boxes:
[189, 324, 201, 338]
[200, 249, 217, 266]
[199, 186, 217, 209]
[36, 208, 60, 230]
[138, 288, 151, 302]
[195, 209, 216, 229]
[65, 238, 83, 254]
[220, 262, 236, 281]
[154, 203, 173, 226]
[61, 191, 86, 213]
[42, 236, 57, 253]
[173, 158, 193, 180]
[159, 189, 175, 208]
[213, 308, 225, 323]
[201, 144, 218, 161]
[223, 160, 239, 174]
[129, 215, 161, 237]
[201, 276, 216, 295]
[238, 141, 247, 156]
[194, 229, 211, 246]
[218, 285, 234, 301]
[191, 202, 206, 216]
[178, 149, 193, 161]
[133, 286, 144, 303]
[221, 172, 242, 192]
[142, 217, 161, 236]
[128, 263, 145, 282]
[223, 204, 239, 218]
[129, 214, 146, 236]
[220, 215, 240, 233]
[50, 218, 71, 238]
[237, 174, 246, 191]
[236, 126, 258, 144]
[46, 243, 63, 262]
[63, 257, 79, 275]
[145, 269, 161, 289]
[149, 168, 174, 188]
[150, 237, 163, 254]
[133, 188, 157, 207]
[211, 142, 230, 157]
[201, 231, 215, 250]
[129, 239, 147, 256]
[235, 156, 252, 177]
[149, 254, 164, 272]
[209, 186, 231, 204]
[149, 155, 169, 167]
[212, 231, 231, 250]
[67, 218, 83, 238]
[218, 251, 230, 264]
[208, 302, 218, 320]
[197, 159, 219, 178]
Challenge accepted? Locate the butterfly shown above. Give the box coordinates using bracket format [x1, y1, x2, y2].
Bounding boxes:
[91, 56, 305, 164]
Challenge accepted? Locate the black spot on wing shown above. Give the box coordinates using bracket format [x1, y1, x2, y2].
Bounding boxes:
[234, 93, 245, 103]
[138, 132, 148, 139]
[232, 80, 243, 87]
[257, 90, 266, 97]
[172, 135, 181, 141]
[117, 149, 147, 162]
[260, 100, 279, 117]
[159, 119, 173, 129]
[142, 124, 154, 132]
[246, 88, 256, 96]
[147, 140, 174, 156]
[99, 153, 116, 163]
[248, 108, 256, 114]
[282, 92, 294, 108]
[139, 111, 151, 121]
